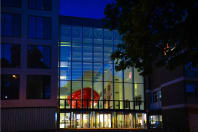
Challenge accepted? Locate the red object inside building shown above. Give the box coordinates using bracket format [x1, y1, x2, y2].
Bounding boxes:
[67, 87, 100, 108]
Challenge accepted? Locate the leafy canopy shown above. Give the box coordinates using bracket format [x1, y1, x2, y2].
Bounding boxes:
[104, 0, 198, 75]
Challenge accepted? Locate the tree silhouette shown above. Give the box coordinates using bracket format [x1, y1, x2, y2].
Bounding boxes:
[104, 0, 198, 75]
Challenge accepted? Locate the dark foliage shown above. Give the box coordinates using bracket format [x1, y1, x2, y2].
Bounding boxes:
[104, 0, 198, 75]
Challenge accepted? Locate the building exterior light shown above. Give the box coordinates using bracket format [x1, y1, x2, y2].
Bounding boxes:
[60, 76, 67, 80]
[12, 74, 17, 78]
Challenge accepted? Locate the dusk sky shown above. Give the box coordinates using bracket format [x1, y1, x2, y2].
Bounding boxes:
[60, 0, 115, 19]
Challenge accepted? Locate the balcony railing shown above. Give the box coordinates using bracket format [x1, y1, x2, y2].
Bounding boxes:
[59, 99, 144, 110]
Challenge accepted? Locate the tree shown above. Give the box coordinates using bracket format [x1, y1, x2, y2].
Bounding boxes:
[104, 0, 198, 75]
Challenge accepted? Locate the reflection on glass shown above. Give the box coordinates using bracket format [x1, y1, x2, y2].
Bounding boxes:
[136, 113, 147, 128]
[94, 28, 103, 44]
[124, 83, 133, 109]
[83, 63, 92, 81]
[93, 63, 103, 81]
[83, 113, 89, 128]
[114, 66, 123, 82]
[72, 26, 82, 43]
[104, 64, 113, 82]
[125, 113, 134, 128]
[27, 45, 50, 69]
[114, 83, 123, 109]
[60, 25, 71, 42]
[134, 84, 144, 110]
[124, 68, 132, 83]
[60, 45, 71, 62]
[59, 24, 145, 129]
[117, 113, 124, 128]
[104, 82, 113, 109]
[1, 44, 20, 68]
[134, 68, 144, 83]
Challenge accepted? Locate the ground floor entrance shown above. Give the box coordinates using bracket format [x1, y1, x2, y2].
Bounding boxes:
[59, 112, 147, 129]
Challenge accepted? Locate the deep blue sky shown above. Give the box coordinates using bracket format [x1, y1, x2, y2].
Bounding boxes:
[60, 0, 115, 19]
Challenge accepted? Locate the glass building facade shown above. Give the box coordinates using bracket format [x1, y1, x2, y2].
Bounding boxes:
[58, 17, 146, 129]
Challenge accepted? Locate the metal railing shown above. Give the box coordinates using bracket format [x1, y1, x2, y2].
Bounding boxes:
[59, 99, 144, 110]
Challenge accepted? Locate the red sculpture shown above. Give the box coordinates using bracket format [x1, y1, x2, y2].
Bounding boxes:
[67, 87, 100, 108]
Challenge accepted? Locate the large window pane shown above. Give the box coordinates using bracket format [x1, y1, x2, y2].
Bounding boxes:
[104, 45, 113, 63]
[1, 44, 20, 68]
[134, 84, 144, 110]
[1, 13, 21, 37]
[27, 75, 51, 99]
[72, 62, 82, 80]
[60, 63, 71, 80]
[114, 83, 123, 109]
[60, 113, 71, 128]
[93, 81, 103, 109]
[72, 26, 82, 43]
[1, 74, 20, 100]
[83, 63, 92, 81]
[94, 28, 103, 44]
[83, 27, 93, 44]
[83, 43, 92, 62]
[93, 63, 103, 81]
[104, 29, 113, 42]
[104, 82, 113, 109]
[70, 81, 82, 108]
[60, 25, 71, 42]
[136, 113, 147, 128]
[28, 16, 51, 40]
[94, 44, 103, 63]
[83, 81, 93, 108]
[134, 68, 144, 83]
[124, 68, 132, 83]
[27, 45, 50, 69]
[124, 83, 133, 109]
[114, 67, 123, 82]
[72, 43, 82, 62]
[104, 63, 113, 82]
[60, 81, 71, 109]
[60, 45, 71, 62]
[28, 0, 51, 10]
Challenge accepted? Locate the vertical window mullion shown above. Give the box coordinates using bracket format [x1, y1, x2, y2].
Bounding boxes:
[102, 28, 104, 109]
[70, 25, 73, 109]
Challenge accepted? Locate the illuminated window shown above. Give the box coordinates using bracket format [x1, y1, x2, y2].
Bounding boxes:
[186, 82, 198, 96]
[149, 115, 163, 128]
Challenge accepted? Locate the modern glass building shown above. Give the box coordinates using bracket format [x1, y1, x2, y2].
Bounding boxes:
[58, 16, 146, 129]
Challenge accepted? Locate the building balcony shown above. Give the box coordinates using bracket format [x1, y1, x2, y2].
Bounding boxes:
[59, 99, 144, 111]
